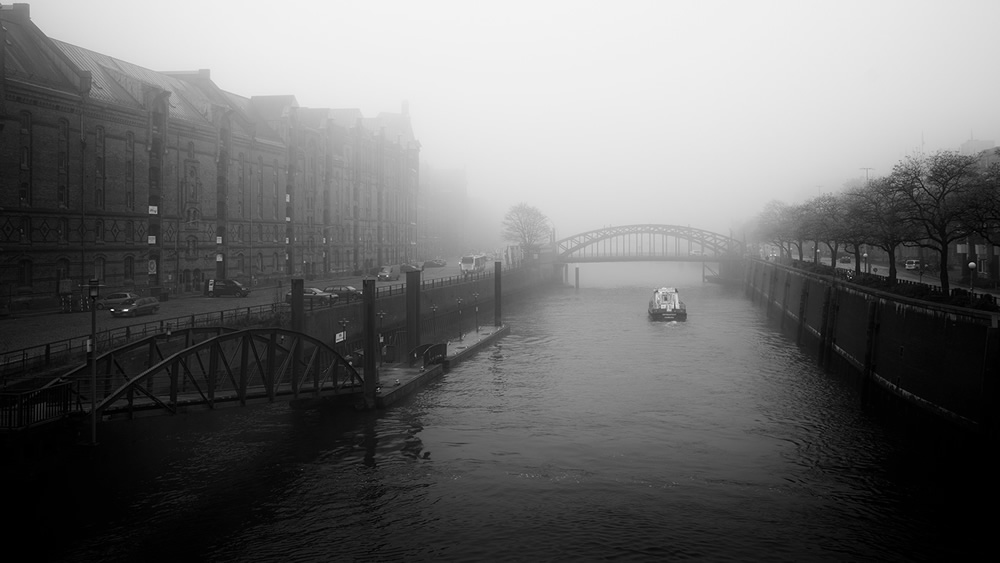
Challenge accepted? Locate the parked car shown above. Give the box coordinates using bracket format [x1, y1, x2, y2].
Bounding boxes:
[323, 285, 363, 302]
[377, 265, 400, 281]
[838, 256, 852, 264]
[109, 296, 160, 317]
[95, 291, 140, 310]
[284, 287, 337, 305]
[423, 258, 447, 268]
[904, 259, 920, 270]
[207, 279, 250, 297]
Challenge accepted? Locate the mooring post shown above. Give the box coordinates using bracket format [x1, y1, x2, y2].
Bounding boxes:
[363, 278, 378, 408]
[494, 261, 502, 327]
[575, 267, 579, 291]
[861, 299, 879, 406]
[291, 278, 303, 392]
[406, 268, 421, 351]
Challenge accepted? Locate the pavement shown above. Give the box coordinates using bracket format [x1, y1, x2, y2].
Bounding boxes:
[375, 324, 509, 408]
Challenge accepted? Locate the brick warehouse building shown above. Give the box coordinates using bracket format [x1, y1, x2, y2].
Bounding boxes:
[0, 4, 420, 312]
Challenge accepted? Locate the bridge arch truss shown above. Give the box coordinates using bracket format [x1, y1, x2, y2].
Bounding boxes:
[51, 327, 362, 421]
[554, 224, 743, 263]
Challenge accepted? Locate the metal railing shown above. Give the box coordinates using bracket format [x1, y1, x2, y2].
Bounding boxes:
[0, 264, 512, 386]
[0, 303, 290, 386]
[0, 380, 74, 430]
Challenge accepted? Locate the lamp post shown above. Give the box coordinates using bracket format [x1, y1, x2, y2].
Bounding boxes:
[430, 303, 438, 340]
[338, 319, 350, 360]
[457, 297, 463, 341]
[969, 261, 977, 300]
[472, 292, 479, 334]
[87, 278, 100, 445]
[863, 253, 868, 274]
[377, 310, 386, 366]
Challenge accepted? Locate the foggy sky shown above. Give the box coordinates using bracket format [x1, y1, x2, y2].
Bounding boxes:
[36, 0, 1000, 239]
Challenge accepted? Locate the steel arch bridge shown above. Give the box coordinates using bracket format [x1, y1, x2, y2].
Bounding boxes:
[554, 224, 744, 263]
[45, 326, 363, 422]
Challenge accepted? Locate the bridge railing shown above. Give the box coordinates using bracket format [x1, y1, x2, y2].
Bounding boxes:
[0, 303, 289, 386]
[0, 265, 515, 387]
[0, 379, 73, 430]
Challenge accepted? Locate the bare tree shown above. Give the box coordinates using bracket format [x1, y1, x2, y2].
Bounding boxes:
[802, 192, 849, 265]
[892, 151, 987, 294]
[501, 203, 549, 251]
[850, 176, 921, 283]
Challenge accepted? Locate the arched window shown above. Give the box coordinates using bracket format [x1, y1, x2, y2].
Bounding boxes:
[56, 258, 71, 280]
[125, 132, 136, 210]
[124, 256, 135, 282]
[19, 216, 31, 243]
[93, 257, 106, 281]
[17, 259, 33, 287]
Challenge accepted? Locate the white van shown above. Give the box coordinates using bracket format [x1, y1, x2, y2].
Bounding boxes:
[904, 259, 920, 271]
[377, 265, 400, 281]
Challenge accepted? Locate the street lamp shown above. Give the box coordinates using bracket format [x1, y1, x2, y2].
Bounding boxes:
[87, 278, 100, 445]
[863, 253, 868, 274]
[377, 311, 386, 366]
[338, 319, 350, 360]
[472, 292, 479, 334]
[969, 261, 977, 300]
[457, 297, 463, 341]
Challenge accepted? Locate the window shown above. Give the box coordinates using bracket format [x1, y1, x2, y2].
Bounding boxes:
[58, 119, 70, 207]
[273, 160, 280, 219]
[124, 256, 135, 282]
[185, 236, 198, 257]
[59, 218, 69, 243]
[95, 220, 105, 243]
[94, 257, 106, 282]
[125, 221, 134, 243]
[20, 217, 31, 243]
[56, 258, 70, 280]
[17, 259, 33, 287]
[125, 132, 135, 210]
[238, 152, 246, 219]
[95, 126, 106, 209]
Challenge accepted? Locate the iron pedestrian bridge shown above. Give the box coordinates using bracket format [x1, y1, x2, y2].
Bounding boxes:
[2, 326, 365, 430]
[553, 224, 744, 263]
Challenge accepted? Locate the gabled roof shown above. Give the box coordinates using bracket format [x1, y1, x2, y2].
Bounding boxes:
[54, 40, 217, 127]
[1, 4, 90, 96]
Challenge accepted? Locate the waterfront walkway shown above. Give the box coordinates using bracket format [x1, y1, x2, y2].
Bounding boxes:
[373, 323, 508, 409]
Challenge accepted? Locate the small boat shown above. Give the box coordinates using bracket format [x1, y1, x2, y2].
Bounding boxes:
[648, 287, 687, 321]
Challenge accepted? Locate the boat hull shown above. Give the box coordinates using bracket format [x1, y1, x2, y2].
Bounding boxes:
[648, 308, 687, 321]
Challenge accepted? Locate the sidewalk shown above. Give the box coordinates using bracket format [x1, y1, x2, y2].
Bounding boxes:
[375, 324, 508, 409]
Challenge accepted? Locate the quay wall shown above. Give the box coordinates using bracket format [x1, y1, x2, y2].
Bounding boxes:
[298, 261, 556, 355]
[744, 259, 998, 441]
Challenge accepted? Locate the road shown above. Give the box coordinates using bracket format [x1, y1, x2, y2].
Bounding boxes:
[0, 259, 468, 354]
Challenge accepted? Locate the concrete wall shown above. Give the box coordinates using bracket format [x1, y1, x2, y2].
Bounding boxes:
[295, 260, 557, 357]
[745, 259, 998, 439]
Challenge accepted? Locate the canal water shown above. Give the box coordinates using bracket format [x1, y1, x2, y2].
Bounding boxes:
[15, 263, 989, 561]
